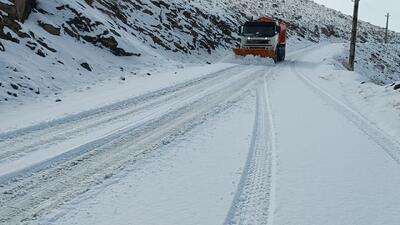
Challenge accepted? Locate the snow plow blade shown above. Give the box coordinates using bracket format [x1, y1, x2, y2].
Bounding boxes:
[233, 48, 276, 59]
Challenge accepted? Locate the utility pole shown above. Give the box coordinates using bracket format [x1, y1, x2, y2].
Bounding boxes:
[385, 13, 390, 44]
[349, 0, 360, 71]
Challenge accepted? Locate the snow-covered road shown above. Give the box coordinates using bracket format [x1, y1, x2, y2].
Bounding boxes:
[1, 44, 399, 225]
[270, 48, 400, 225]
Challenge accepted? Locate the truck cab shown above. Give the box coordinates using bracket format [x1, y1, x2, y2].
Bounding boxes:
[234, 17, 287, 62]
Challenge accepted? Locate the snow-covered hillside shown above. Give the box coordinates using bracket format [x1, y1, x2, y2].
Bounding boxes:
[0, 0, 241, 104]
[0, 0, 399, 104]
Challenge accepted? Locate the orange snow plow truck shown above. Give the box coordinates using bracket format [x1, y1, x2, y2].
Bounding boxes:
[234, 17, 287, 63]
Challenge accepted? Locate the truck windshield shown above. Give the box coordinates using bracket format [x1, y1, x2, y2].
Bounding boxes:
[242, 22, 277, 37]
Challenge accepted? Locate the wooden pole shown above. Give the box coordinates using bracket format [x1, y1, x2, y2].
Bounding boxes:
[385, 13, 390, 44]
[349, 0, 360, 71]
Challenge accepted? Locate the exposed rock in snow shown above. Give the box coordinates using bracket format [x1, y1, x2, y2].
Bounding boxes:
[14, 0, 36, 22]
[37, 20, 60, 35]
[80, 62, 92, 72]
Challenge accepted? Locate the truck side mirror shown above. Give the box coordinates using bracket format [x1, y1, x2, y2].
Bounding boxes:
[238, 26, 243, 35]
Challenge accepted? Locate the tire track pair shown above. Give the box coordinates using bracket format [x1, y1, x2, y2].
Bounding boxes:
[0, 67, 263, 224]
[0, 66, 242, 141]
[0, 66, 249, 178]
[224, 71, 277, 225]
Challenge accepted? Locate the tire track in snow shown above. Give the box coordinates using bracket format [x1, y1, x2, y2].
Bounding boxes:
[292, 61, 400, 165]
[263, 74, 278, 225]
[0, 66, 248, 177]
[0, 66, 241, 141]
[223, 71, 277, 225]
[0, 66, 259, 184]
[0, 67, 263, 224]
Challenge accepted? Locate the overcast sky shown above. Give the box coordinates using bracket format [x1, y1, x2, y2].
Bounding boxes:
[312, 0, 399, 32]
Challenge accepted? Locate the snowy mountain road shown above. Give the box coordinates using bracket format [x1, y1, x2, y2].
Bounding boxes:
[0, 44, 400, 225]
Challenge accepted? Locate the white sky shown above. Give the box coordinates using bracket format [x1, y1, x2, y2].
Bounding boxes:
[312, 0, 400, 32]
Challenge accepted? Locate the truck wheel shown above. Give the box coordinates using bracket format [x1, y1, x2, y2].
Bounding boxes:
[276, 45, 285, 62]
[280, 45, 286, 61]
[274, 47, 279, 63]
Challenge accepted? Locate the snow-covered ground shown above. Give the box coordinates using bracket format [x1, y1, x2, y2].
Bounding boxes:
[1, 43, 400, 225]
[0, 62, 235, 132]
[36, 90, 256, 225]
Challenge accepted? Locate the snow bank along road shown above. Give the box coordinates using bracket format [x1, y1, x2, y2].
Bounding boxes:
[1, 44, 400, 225]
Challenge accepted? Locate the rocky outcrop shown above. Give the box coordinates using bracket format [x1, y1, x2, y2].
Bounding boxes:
[0, 0, 36, 22]
[14, 0, 36, 22]
[0, 0, 35, 44]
